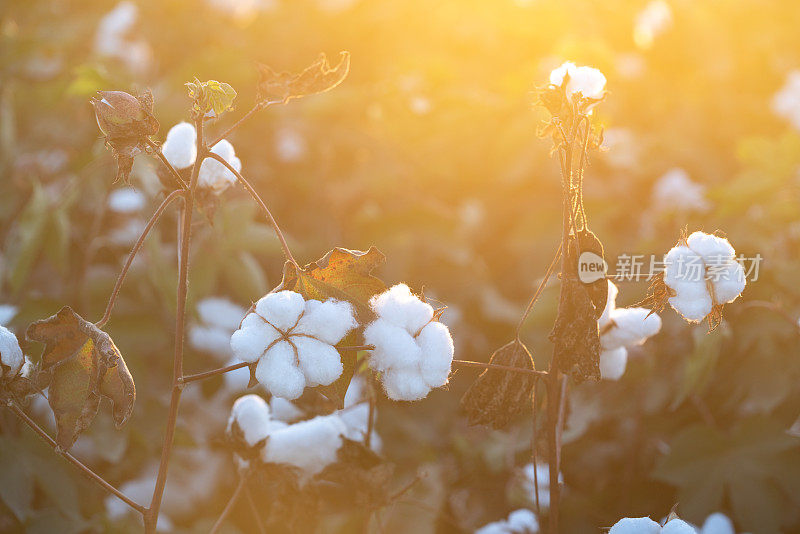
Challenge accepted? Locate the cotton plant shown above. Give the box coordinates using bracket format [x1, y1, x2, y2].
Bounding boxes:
[476, 509, 540, 534]
[610, 512, 737, 534]
[364, 284, 455, 401]
[188, 297, 247, 359]
[652, 168, 710, 213]
[160, 121, 242, 194]
[230, 291, 358, 400]
[662, 231, 746, 325]
[598, 281, 662, 380]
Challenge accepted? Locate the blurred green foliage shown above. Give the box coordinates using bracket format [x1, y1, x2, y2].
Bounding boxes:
[2, 0, 800, 532]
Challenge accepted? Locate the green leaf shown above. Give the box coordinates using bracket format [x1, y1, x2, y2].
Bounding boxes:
[186, 79, 237, 116]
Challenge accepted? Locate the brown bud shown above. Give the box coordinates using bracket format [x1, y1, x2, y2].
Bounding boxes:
[460, 339, 537, 429]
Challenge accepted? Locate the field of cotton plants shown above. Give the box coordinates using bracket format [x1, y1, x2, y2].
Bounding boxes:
[2, 1, 800, 533]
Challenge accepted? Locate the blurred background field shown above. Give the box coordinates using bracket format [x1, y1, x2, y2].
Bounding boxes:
[2, 0, 800, 532]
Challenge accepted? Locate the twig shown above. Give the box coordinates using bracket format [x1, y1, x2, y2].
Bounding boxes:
[6, 402, 146, 514]
[209, 474, 247, 534]
[452, 359, 547, 377]
[206, 101, 278, 150]
[95, 189, 185, 328]
[144, 118, 205, 533]
[145, 139, 189, 190]
[180, 361, 250, 384]
[514, 243, 563, 340]
[244, 484, 267, 534]
[205, 152, 299, 268]
[365, 376, 376, 449]
[531, 376, 541, 517]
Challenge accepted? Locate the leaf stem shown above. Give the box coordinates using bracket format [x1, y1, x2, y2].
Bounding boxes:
[6, 401, 146, 514]
[145, 138, 189, 190]
[180, 361, 249, 384]
[209, 474, 247, 534]
[451, 359, 547, 377]
[95, 189, 186, 328]
[514, 243, 563, 341]
[205, 152, 299, 269]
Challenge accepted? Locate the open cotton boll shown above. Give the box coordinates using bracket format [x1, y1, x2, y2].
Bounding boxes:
[599, 347, 628, 381]
[222, 357, 252, 392]
[293, 299, 358, 345]
[364, 319, 423, 372]
[198, 139, 240, 193]
[602, 308, 662, 350]
[189, 324, 234, 357]
[700, 513, 735, 534]
[108, 187, 146, 214]
[197, 297, 246, 331]
[0, 325, 24, 379]
[416, 321, 454, 387]
[254, 291, 306, 331]
[0, 304, 18, 326]
[230, 313, 281, 363]
[255, 341, 306, 400]
[686, 232, 735, 264]
[227, 395, 287, 447]
[269, 397, 304, 423]
[710, 262, 746, 304]
[652, 168, 709, 212]
[609, 517, 662, 534]
[161, 122, 197, 169]
[549, 62, 606, 99]
[521, 463, 561, 509]
[370, 283, 434, 334]
[661, 519, 697, 534]
[261, 414, 347, 477]
[476, 509, 539, 534]
[294, 337, 343, 387]
[382, 368, 432, 401]
[599, 280, 619, 328]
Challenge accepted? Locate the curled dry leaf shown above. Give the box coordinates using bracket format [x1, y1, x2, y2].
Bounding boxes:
[26, 306, 135, 450]
[460, 339, 536, 429]
[279, 246, 386, 406]
[256, 51, 350, 104]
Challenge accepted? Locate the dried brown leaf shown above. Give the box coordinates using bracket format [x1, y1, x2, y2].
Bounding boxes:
[256, 51, 350, 104]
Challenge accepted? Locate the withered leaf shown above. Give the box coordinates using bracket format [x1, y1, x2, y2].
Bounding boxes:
[26, 306, 135, 450]
[315, 438, 395, 508]
[256, 51, 350, 104]
[460, 339, 536, 429]
[576, 229, 607, 319]
[278, 246, 386, 407]
[550, 276, 601, 382]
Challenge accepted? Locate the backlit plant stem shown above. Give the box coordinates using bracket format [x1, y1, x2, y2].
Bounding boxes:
[7, 402, 146, 514]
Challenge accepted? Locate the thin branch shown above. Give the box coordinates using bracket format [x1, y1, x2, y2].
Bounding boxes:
[6, 402, 146, 514]
[145, 139, 189, 190]
[180, 361, 249, 384]
[95, 189, 185, 328]
[205, 152, 299, 268]
[530, 376, 541, 517]
[207, 101, 271, 149]
[451, 359, 547, 377]
[365, 376, 376, 449]
[244, 484, 267, 534]
[145, 118, 205, 533]
[514, 243, 563, 340]
[209, 474, 247, 534]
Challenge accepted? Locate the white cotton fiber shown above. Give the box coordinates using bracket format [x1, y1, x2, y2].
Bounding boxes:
[700, 513, 735, 534]
[197, 297, 246, 331]
[293, 337, 343, 387]
[370, 284, 434, 334]
[506, 509, 540, 533]
[261, 414, 346, 477]
[161, 122, 197, 169]
[255, 341, 305, 400]
[227, 394, 286, 447]
[189, 324, 233, 357]
[382, 368, 432, 401]
[293, 299, 357, 345]
[609, 517, 661, 534]
[550, 61, 606, 100]
[198, 139, 240, 193]
[255, 291, 305, 331]
[670, 294, 713, 322]
[710, 262, 746, 304]
[364, 319, 423, 372]
[222, 357, 252, 392]
[599, 347, 628, 381]
[417, 321, 454, 387]
[602, 308, 662, 350]
[686, 232, 735, 264]
[269, 397, 304, 423]
[599, 280, 619, 328]
[661, 519, 697, 534]
[0, 325, 24, 379]
[230, 313, 280, 363]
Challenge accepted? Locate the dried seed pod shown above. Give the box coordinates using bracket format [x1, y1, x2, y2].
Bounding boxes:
[549, 276, 601, 382]
[460, 339, 536, 429]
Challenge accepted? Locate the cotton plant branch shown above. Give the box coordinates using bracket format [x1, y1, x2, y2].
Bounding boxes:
[209, 473, 248, 534]
[205, 99, 287, 150]
[6, 401, 146, 514]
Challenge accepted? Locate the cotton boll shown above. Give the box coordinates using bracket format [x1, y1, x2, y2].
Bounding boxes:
[161, 122, 197, 169]
[230, 313, 281, 363]
[294, 336, 343, 387]
[609, 517, 662, 534]
[108, 187, 146, 213]
[664, 246, 705, 286]
[254, 291, 305, 331]
[189, 324, 233, 357]
[700, 513, 735, 534]
[687, 232, 735, 264]
[549, 61, 576, 87]
[416, 321, 454, 388]
[269, 397, 304, 423]
[364, 319, 422, 372]
[568, 65, 606, 99]
[382, 368, 431, 401]
[710, 261, 746, 304]
[0, 325, 24, 379]
[261, 414, 346, 477]
[0, 304, 18, 326]
[293, 299, 357, 345]
[670, 293, 713, 322]
[198, 139, 240, 192]
[599, 280, 619, 328]
[370, 284, 434, 334]
[255, 341, 306, 400]
[338, 402, 369, 440]
[222, 358, 252, 392]
[661, 519, 697, 534]
[197, 297, 246, 331]
[599, 347, 628, 381]
[602, 308, 661, 350]
[506, 509, 539, 533]
[228, 395, 275, 447]
[652, 168, 709, 212]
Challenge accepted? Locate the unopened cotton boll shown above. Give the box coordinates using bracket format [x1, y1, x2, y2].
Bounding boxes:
[364, 284, 454, 401]
[198, 140, 241, 193]
[230, 291, 357, 399]
[0, 325, 24, 380]
[161, 122, 197, 169]
[261, 413, 347, 477]
[599, 347, 628, 381]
